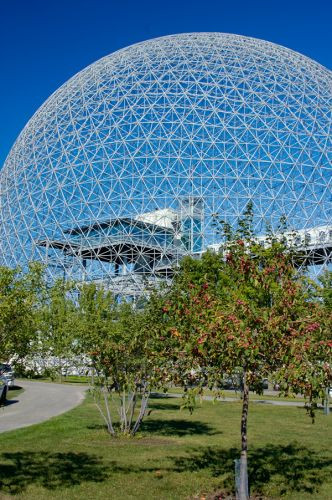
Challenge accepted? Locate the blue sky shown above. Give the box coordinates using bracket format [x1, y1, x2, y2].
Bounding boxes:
[1, 0, 331, 167]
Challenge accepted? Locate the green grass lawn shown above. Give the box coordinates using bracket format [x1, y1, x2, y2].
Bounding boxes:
[7, 386, 24, 400]
[0, 393, 331, 499]
[16, 375, 90, 385]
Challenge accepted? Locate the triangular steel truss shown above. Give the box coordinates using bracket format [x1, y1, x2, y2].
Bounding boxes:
[0, 33, 331, 295]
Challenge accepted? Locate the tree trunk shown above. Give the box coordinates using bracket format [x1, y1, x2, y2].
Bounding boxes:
[103, 386, 115, 435]
[59, 359, 63, 384]
[238, 369, 249, 500]
[324, 387, 330, 415]
[122, 389, 128, 433]
[128, 391, 137, 430]
[131, 389, 150, 436]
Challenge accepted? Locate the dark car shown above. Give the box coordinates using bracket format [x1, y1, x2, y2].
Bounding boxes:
[0, 376, 7, 405]
[0, 364, 15, 388]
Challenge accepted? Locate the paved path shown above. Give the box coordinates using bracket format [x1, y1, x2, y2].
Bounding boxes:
[159, 393, 331, 408]
[0, 380, 87, 433]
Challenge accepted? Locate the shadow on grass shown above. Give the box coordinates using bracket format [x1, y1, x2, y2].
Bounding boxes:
[87, 423, 108, 430]
[171, 442, 332, 496]
[0, 451, 109, 494]
[8, 385, 23, 391]
[150, 392, 173, 398]
[4, 399, 19, 406]
[2, 444, 330, 496]
[88, 418, 218, 437]
[141, 418, 220, 437]
[148, 401, 182, 411]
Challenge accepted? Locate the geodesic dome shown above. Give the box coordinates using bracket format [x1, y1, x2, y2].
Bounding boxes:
[0, 33, 331, 295]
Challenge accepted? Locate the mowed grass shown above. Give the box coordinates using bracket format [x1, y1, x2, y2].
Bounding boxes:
[0, 393, 331, 499]
[6, 387, 24, 400]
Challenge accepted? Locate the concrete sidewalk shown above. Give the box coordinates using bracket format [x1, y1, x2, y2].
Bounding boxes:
[0, 380, 87, 433]
[157, 392, 331, 408]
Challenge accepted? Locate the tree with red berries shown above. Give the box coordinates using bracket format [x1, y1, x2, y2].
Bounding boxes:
[149, 204, 332, 500]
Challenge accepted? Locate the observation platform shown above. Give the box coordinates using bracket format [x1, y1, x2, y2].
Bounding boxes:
[36, 210, 331, 295]
[36, 214, 187, 282]
[36, 235, 183, 263]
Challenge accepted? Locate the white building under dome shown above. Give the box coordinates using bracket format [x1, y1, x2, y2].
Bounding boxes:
[0, 33, 331, 295]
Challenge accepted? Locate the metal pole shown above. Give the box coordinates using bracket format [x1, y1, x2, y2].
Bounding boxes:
[324, 387, 330, 416]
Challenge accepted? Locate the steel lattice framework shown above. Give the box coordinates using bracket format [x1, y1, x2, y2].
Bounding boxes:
[0, 33, 331, 296]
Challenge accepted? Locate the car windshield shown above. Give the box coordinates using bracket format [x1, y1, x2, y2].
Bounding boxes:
[0, 364, 12, 372]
